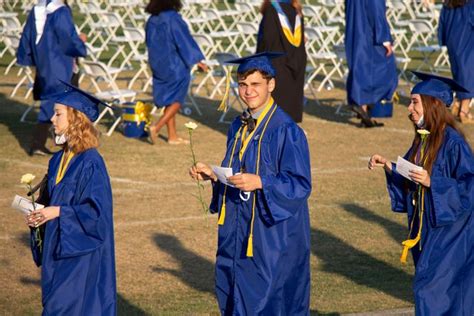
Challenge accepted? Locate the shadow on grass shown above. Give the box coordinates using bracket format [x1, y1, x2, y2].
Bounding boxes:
[117, 294, 150, 316]
[152, 233, 214, 294]
[340, 203, 407, 244]
[0, 93, 36, 155]
[311, 227, 413, 304]
[303, 96, 360, 128]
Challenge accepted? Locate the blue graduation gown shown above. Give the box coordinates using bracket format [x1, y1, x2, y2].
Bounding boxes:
[438, 1, 474, 99]
[32, 149, 116, 315]
[145, 11, 204, 107]
[385, 127, 474, 315]
[16, 6, 86, 122]
[210, 104, 312, 315]
[344, 0, 398, 106]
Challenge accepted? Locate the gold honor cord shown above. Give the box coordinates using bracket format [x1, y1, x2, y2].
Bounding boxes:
[218, 126, 243, 225]
[400, 139, 429, 264]
[55, 151, 75, 185]
[247, 104, 278, 257]
[218, 98, 275, 226]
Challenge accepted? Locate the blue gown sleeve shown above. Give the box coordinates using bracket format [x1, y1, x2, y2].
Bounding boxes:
[438, 7, 447, 46]
[56, 160, 112, 258]
[367, 0, 392, 45]
[385, 163, 408, 213]
[54, 7, 87, 57]
[170, 14, 204, 68]
[429, 140, 474, 227]
[259, 124, 312, 224]
[16, 11, 35, 66]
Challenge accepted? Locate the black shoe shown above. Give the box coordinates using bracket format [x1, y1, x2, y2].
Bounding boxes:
[351, 106, 373, 126]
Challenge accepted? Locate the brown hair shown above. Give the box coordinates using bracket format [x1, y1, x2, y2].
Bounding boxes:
[146, 0, 182, 15]
[65, 107, 100, 154]
[408, 95, 465, 174]
[237, 69, 273, 81]
[260, 0, 303, 16]
[444, 0, 468, 8]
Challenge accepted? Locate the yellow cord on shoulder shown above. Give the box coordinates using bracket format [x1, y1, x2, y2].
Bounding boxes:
[218, 127, 242, 225]
[55, 151, 75, 185]
[246, 105, 278, 257]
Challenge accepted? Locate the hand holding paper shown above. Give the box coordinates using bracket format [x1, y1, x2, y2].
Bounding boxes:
[396, 156, 423, 182]
[11, 195, 44, 215]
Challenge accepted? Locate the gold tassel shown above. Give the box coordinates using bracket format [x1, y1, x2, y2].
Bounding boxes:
[246, 234, 253, 257]
[217, 198, 226, 225]
[217, 69, 231, 112]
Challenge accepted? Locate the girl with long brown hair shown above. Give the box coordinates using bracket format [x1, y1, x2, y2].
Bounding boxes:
[25, 82, 116, 315]
[369, 72, 474, 314]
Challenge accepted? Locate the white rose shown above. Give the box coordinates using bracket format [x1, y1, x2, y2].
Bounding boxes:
[184, 122, 198, 130]
[21, 173, 36, 185]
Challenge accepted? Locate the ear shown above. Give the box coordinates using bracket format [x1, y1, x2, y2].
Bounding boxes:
[268, 78, 276, 93]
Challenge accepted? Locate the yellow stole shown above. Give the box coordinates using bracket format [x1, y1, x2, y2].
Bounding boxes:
[55, 151, 75, 185]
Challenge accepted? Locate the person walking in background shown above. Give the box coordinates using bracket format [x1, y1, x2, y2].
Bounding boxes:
[189, 53, 312, 315]
[145, 0, 207, 145]
[26, 82, 116, 315]
[438, 0, 474, 124]
[256, 0, 307, 123]
[17, 0, 87, 156]
[345, 0, 398, 128]
[369, 72, 474, 314]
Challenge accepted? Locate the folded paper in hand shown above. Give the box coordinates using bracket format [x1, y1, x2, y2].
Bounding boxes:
[211, 166, 235, 187]
[396, 156, 423, 182]
[11, 195, 44, 215]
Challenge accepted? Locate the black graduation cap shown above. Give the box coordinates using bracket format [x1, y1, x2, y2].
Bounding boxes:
[411, 71, 469, 106]
[53, 80, 110, 122]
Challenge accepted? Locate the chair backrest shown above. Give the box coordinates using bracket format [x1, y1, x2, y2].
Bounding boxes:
[236, 22, 258, 35]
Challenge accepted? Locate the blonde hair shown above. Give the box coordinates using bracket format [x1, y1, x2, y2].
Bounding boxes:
[65, 107, 100, 154]
[260, 0, 303, 16]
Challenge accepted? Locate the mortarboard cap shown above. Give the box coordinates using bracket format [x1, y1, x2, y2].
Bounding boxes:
[411, 71, 469, 106]
[225, 52, 285, 77]
[53, 80, 109, 122]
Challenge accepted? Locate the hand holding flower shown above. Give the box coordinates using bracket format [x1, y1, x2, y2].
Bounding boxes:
[189, 162, 217, 182]
[26, 206, 60, 228]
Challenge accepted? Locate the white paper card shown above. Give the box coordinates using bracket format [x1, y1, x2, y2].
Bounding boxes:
[396, 156, 423, 182]
[11, 195, 44, 215]
[211, 166, 235, 187]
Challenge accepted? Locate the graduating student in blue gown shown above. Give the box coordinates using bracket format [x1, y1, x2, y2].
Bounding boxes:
[17, 0, 87, 155]
[26, 82, 116, 315]
[190, 53, 312, 315]
[438, 0, 474, 123]
[345, 0, 398, 127]
[145, 0, 206, 145]
[369, 72, 474, 315]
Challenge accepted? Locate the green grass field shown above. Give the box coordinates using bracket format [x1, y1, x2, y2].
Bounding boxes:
[2, 62, 472, 316]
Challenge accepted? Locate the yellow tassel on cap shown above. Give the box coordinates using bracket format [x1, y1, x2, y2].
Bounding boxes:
[217, 69, 231, 112]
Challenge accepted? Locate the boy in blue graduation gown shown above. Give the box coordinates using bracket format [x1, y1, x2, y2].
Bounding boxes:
[438, 0, 474, 123]
[26, 82, 116, 315]
[345, 0, 398, 127]
[190, 52, 312, 315]
[17, 0, 87, 156]
[369, 72, 474, 315]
